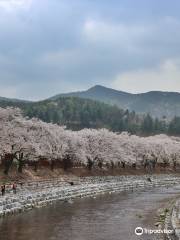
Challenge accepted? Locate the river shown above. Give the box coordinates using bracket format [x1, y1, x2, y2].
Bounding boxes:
[0, 185, 180, 240]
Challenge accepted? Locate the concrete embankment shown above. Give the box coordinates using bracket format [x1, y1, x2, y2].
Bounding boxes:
[168, 198, 180, 240]
[0, 174, 180, 218]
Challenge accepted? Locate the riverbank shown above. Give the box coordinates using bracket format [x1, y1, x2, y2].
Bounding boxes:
[1, 174, 180, 218]
[167, 197, 180, 240]
[0, 165, 179, 184]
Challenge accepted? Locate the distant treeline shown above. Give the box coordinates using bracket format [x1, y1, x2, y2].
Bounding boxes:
[0, 96, 180, 135]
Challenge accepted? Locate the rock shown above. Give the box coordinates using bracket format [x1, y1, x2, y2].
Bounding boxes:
[154, 222, 161, 227]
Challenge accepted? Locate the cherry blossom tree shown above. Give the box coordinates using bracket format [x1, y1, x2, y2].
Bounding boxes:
[0, 107, 180, 174]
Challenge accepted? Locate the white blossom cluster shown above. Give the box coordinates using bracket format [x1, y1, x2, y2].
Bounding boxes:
[0, 107, 179, 166]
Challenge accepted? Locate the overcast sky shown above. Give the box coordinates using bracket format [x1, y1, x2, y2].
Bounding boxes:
[0, 0, 180, 100]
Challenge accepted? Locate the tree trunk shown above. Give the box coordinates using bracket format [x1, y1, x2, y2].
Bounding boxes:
[50, 161, 55, 171]
[18, 161, 23, 173]
[17, 153, 24, 173]
[3, 154, 14, 175]
[34, 162, 38, 172]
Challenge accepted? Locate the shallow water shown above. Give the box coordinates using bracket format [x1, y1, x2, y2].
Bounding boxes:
[1, 185, 180, 240]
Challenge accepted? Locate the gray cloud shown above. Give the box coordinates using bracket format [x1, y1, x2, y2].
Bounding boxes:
[0, 0, 180, 99]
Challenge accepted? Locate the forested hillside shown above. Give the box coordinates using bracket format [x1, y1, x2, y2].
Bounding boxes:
[0, 95, 179, 135]
[0, 97, 142, 133]
[52, 85, 180, 119]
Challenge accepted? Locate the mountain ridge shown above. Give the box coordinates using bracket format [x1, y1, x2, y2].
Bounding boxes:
[49, 85, 180, 119]
[1, 85, 180, 119]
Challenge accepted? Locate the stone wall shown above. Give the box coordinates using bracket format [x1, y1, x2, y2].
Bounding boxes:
[0, 174, 180, 218]
[169, 198, 180, 239]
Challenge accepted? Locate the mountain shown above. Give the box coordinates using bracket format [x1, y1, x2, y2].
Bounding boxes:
[50, 85, 180, 119]
[50, 85, 133, 107]
[0, 96, 30, 103]
[0, 89, 179, 135]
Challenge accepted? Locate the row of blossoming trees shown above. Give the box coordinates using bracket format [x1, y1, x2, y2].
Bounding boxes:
[0, 107, 180, 174]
